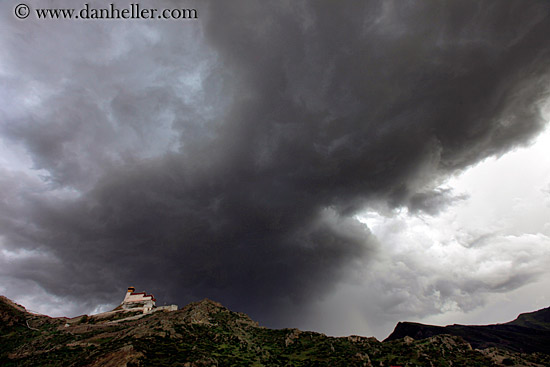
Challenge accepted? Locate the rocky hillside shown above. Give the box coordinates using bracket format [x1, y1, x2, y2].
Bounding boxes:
[385, 306, 550, 356]
[1, 296, 548, 366]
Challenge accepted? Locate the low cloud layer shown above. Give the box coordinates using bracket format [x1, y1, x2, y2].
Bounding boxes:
[1, 0, 550, 334]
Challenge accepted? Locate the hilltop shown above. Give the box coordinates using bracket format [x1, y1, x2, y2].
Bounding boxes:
[1, 295, 549, 366]
[386, 306, 550, 356]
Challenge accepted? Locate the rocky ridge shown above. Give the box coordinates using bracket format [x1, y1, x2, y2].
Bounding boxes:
[1, 296, 549, 366]
[386, 306, 550, 357]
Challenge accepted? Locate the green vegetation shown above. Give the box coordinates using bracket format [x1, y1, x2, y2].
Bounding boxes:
[1, 297, 548, 366]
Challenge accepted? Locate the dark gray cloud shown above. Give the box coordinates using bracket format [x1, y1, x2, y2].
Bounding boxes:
[407, 188, 468, 216]
[1, 0, 550, 330]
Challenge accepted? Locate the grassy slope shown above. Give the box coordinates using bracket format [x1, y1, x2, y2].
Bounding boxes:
[4, 297, 546, 366]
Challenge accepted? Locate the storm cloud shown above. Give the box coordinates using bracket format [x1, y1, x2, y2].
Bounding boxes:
[1, 0, 550, 333]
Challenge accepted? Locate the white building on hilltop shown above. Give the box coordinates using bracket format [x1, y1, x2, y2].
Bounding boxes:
[115, 287, 178, 315]
[121, 286, 156, 313]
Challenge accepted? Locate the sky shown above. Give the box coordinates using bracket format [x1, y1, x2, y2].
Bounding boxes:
[1, 0, 549, 340]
